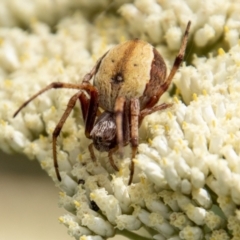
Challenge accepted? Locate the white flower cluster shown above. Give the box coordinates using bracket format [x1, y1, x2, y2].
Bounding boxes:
[137, 44, 240, 239]
[119, 0, 240, 49]
[1, 0, 240, 239]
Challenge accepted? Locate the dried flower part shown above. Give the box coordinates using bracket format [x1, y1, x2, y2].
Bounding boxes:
[1, 0, 240, 239]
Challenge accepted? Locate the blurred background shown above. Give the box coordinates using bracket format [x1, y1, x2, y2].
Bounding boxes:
[0, 151, 127, 240]
[0, 151, 70, 240]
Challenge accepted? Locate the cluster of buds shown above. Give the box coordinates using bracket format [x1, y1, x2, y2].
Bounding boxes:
[1, 0, 240, 239]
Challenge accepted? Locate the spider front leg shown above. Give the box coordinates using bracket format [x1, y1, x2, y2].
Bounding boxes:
[115, 97, 140, 184]
[108, 147, 120, 171]
[114, 97, 140, 185]
[52, 91, 85, 181]
[13, 82, 99, 181]
[114, 97, 127, 156]
[128, 98, 140, 185]
[53, 87, 99, 181]
[79, 92, 103, 165]
[158, 21, 191, 97]
[139, 102, 173, 125]
[79, 92, 90, 122]
[13, 82, 97, 117]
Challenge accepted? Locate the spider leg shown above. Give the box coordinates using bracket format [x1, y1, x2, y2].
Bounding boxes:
[84, 87, 99, 138]
[114, 97, 140, 184]
[139, 103, 173, 125]
[13, 81, 99, 181]
[108, 147, 119, 171]
[79, 92, 89, 122]
[123, 99, 130, 144]
[78, 92, 101, 123]
[114, 96, 126, 156]
[158, 21, 191, 96]
[128, 98, 140, 185]
[88, 142, 96, 162]
[106, 99, 129, 172]
[52, 91, 87, 181]
[53, 85, 99, 181]
[13, 82, 97, 117]
[140, 22, 191, 113]
[79, 89, 100, 165]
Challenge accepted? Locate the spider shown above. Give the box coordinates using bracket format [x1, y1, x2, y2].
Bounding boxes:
[14, 21, 191, 185]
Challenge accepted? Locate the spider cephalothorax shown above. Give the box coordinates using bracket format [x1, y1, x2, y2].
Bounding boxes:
[14, 21, 191, 185]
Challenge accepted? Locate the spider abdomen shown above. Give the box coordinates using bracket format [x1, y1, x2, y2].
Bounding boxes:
[94, 39, 167, 111]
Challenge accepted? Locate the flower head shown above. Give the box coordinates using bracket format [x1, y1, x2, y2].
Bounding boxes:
[1, 0, 240, 239]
